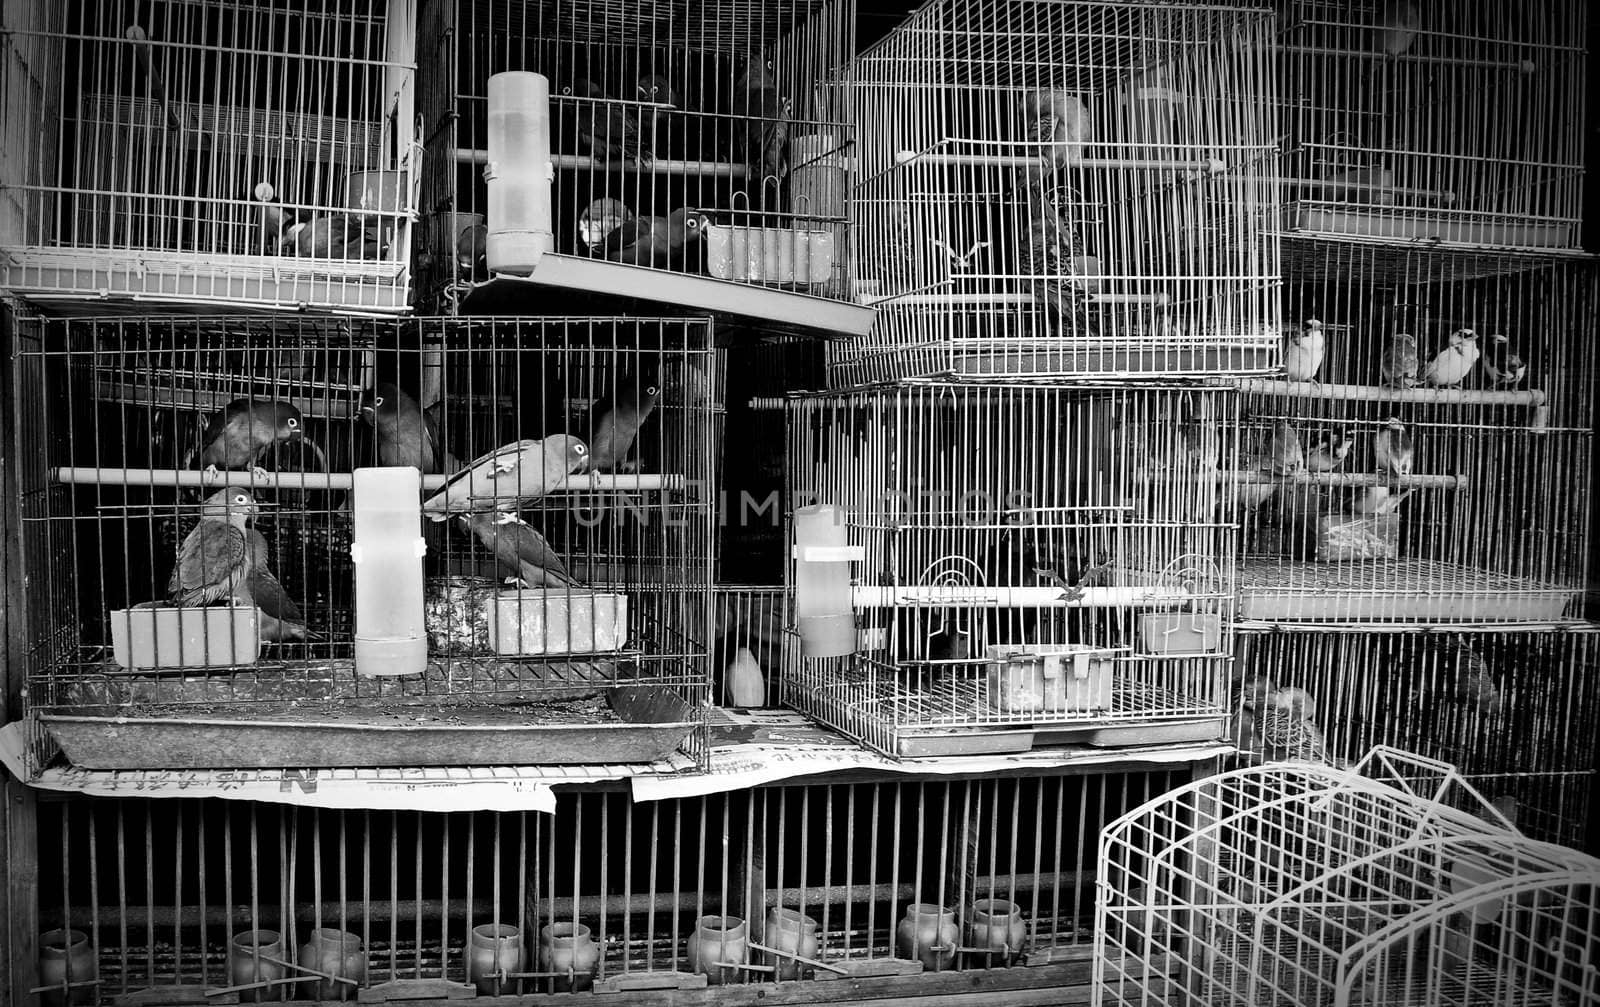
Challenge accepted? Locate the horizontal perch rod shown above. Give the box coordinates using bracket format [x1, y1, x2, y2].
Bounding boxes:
[865, 291, 1169, 308]
[1231, 378, 1546, 408]
[51, 467, 683, 493]
[895, 150, 1226, 174]
[1221, 471, 1467, 489]
[1279, 42, 1535, 74]
[455, 146, 745, 179]
[851, 585, 1196, 609]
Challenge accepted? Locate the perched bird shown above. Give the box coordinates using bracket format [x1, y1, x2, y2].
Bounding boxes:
[1379, 332, 1421, 388]
[599, 208, 709, 268]
[256, 183, 383, 259]
[1264, 420, 1306, 476]
[1258, 686, 1332, 764]
[1281, 318, 1326, 382]
[1422, 328, 1480, 387]
[360, 383, 457, 475]
[586, 363, 662, 473]
[168, 487, 260, 607]
[1016, 88, 1092, 171]
[186, 399, 306, 479]
[636, 74, 678, 162]
[1374, 417, 1414, 477]
[421, 435, 589, 518]
[578, 197, 635, 253]
[455, 222, 487, 282]
[574, 78, 645, 165]
[1378, 0, 1422, 56]
[1481, 333, 1526, 387]
[1022, 178, 1088, 324]
[1304, 427, 1354, 472]
[242, 528, 318, 642]
[459, 511, 577, 588]
[736, 55, 791, 206]
[925, 617, 973, 662]
[1230, 673, 1275, 758]
[725, 647, 766, 708]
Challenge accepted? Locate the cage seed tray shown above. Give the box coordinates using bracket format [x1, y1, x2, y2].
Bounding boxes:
[40, 685, 698, 769]
[1238, 558, 1578, 622]
[1289, 205, 1574, 249]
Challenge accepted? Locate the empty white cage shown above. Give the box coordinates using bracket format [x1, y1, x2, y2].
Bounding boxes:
[1278, 0, 1586, 250]
[1232, 241, 1595, 624]
[782, 383, 1239, 758]
[1095, 748, 1600, 1007]
[834, 0, 1281, 386]
[0, 0, 420, 315]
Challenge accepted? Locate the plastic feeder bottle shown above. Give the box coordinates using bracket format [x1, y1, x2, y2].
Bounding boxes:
[351, 467, 427, 676]
[485, 71, 554, 275]
[792, 505, 861, 659]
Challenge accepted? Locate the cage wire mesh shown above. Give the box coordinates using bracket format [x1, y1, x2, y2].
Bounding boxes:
[782, 383, 1237, 758]
[0, 0, 420, 315]
[10, 314, 722, 773]
[1231, 628, 1600, 850]
[1278, 0, 1586, 250]
[1095, 747, 1600, 1007]
[25, 769, 1190, 1000]
[711, 584, 787, 708]
[1233, 242, 1595, 624]
[833, 0, 1281, 386]
[416, 0, 857, 313]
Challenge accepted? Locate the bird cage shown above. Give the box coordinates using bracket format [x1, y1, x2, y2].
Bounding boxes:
[712, 584, 788, 707]
[9, 313, 722, 775]
[1231, 627, 1600, 849]
[1095, 747, 1600, 1007]
[833, 0, 1281, 387]
[1232, 241, 1595, 624]
[781, 383, 1238, 758]
[414, 0, 873, 338]
[19, 768, 1192, 1000]
[0, 0, 420, 315]
[1278, 0, 1587, 250]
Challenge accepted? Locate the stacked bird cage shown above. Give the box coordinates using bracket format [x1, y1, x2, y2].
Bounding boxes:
[1233, 242, 1595, 623]
[22, 768, 1191, 1000]
[9, 314, 722, 774]
[1095, 747, 1600, 1007]
[0, 0, 419, 315]
[414, 0, 872, 337]
[783, 383, 1238, 758]
[833, 0, 1281, 385]
[1231, 627, 1600, 849]
[1278, 0, 1586, 250]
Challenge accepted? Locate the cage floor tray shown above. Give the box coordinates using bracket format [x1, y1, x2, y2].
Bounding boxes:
[40, 685, 697, 769]
[1238, 558, 1578, 622]
[1289, 205, 1574, 249]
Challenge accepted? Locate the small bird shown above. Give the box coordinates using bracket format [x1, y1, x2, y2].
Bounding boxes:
[241, 528, 318, 642]
[1374, 418, 1414, 477]
[925, 617, 972, 662]
[459, 511, 577, 588]
[586, 362, 662, 473]
[1017, 88, 1092, 171]
[578, 198, 635, 253]
[255, 183, 384, 260]
[736, 55, 791, 206]
[455, 222, 487, 282]
[169, 487, 260, 607]
[360, 383, 457, 475]
[1258, 686, 1332, 764]
[1422, 328, 1480, 387]
[421, 435, 589, 518]
[1022, 178, 1088, 324]
[725, 647, 766, 707]
[574, 78, 645, 165]
[1378, 0, 1422, 56]
[186, 399, 306, 479]
[1304, 427, 1354, 472]
[1481, 333, 1526, 387]
[1264, 420, 1306, 475]
[599, 208, 709, 268]
[1282, 318, 1326, 382]
[636, 74, 677, 161]
[1379, 332, 1420, 388]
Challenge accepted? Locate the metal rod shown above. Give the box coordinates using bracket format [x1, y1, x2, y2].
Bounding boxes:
[1269, 176, 1456, 203]
[894, 150, 1227, 174]
[864, 291, 1170, 308]
[1280, 42, 1535, 74]
[50, 467, 684, 493]
[455, 146, 745, 179]
[1229, 379, 1547, 408]
[852, 585, 1196, 608]
[1220, 471, 1467, 489]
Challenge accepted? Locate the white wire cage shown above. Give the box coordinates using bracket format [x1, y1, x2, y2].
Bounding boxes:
[833, 0, 1282, 386]
[9, 314, 723, 775]
[0, 0, 421, 316]
[781, 383, 1239, 758]
[1094, 747, 1600, 1007]
[415, 0, 871, 337]
[1231, 627, 1600, 850]
[1231, 242, 1595, 625]
[1278, 0, 1587, 250]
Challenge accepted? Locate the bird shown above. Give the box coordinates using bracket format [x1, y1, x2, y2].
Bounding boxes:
[599, 208, 709, 268]
[636, 74, 677, 161]
[421, 435, 589, 518]
[725, 647, 766, 707]
[1264, 420, 1305, 476]
[736, 55, 791, 206]
[1378, 0, 1422, 56]
[255, 183, 383, 260]
[1422, 328, 1480, 387]
[1380, 332, 1421, 388]
[168, 487, 260, 607]
[1481, 333, 1526, 387]
[1016, 88, 1091, 171]
[574, 78, 645, 166]
[578, 198, 635, 254]
[1022, 178, 1088, 324]
[359, 383, 457, 475]
[586, 362, 662, 473]
[455, 222, 487, 282]
[241, 528, 318, 642]
[185, 399, 307, 480]
[1281, 318, 1326, 382]
[1258, 686, 1332, 764]
[1374, 418, 1414, 477]
[1304, 427, 1353, 472]
[458, 511, 577, 588]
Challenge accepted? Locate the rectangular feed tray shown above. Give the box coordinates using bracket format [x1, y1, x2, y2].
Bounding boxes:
[40, 685, 696, 769]
[1291, 206, 1573, 248]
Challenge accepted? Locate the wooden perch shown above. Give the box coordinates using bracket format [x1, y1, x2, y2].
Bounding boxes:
[1222, 471, 1467, 490]
[1233, 378, 1547, 410]
[51, 467, 683, 493]
[455, 146, 746, 179]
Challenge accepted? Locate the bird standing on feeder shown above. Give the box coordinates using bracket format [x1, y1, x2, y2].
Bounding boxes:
[1017, 88, 1092, 172]
[1281, 318, 1326, 382]
[1422, 328, 1480, 387]
[574, 78, 646, 166]
[585, 362, 663, 474]
[360, 384, 457, 476]
[1304, 427, 1354, 472]
[168, 487, 261, 607]
[421, 435, 589, 518]
[736, 55, 791, 207]
[599, 208, 710, 268]
[186, 398, 309, 480]
[1380, 332, 1420, 388]
[1481, 333, 1527, 387]
[458, 511, 578, 588]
